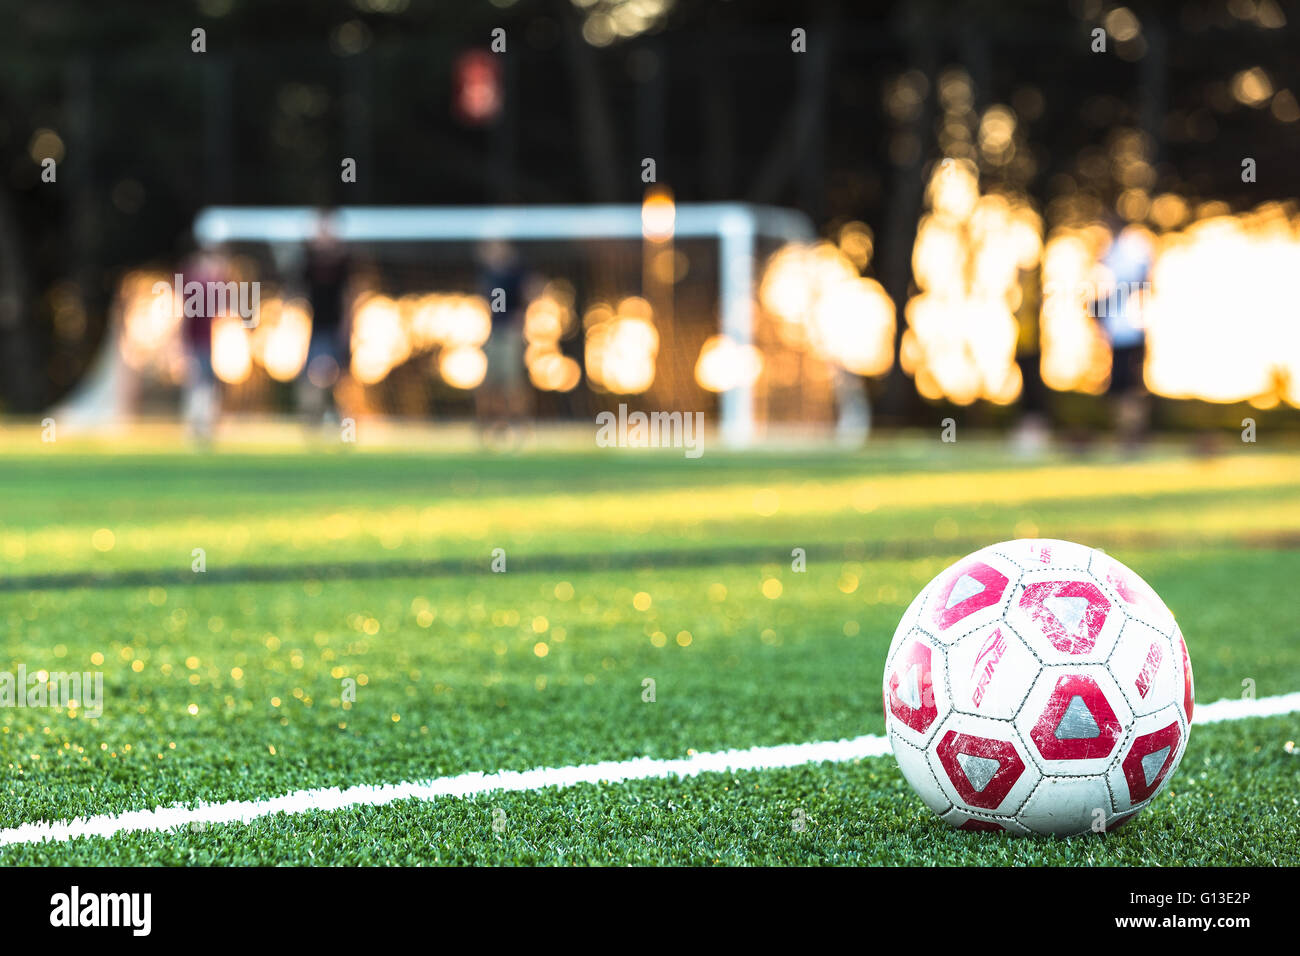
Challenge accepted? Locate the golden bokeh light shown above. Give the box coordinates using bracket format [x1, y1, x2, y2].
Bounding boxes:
[1043, 203, 1300, 408]
[641, 186, 676, 241]
[694, 334, 764, 392]
[1232, 67, 1274, 108]
[251, 297, 313, 382]
[837, 220, 874, 271]
[1104, 7, 1142, 43]
[350, 294, 408, 385]
[905, 159, 1041, 404]
[118, 271, 185, 380]
[1040, 228, 1113, 394]
[584, 298, 658, 394]
[757, 240, 895, 375]
[810, 276, 896, 377]
[522, 281, 582, 392]
[527, 351, 582, 392]
[349, 291, 492, 386]
[438, 345, 488, 390]
[1144, 205, 1300, 407]
[211, 315, 253, 385]
[524, 282, 576, 346]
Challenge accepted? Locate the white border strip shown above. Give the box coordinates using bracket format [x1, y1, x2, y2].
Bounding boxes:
[1, 692, 1295, 848]
[1193, 690, 1300, 724]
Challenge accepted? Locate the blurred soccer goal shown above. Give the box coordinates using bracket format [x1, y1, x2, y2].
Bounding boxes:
[194, 202, 819, 445]
[59, 202, 849, 445]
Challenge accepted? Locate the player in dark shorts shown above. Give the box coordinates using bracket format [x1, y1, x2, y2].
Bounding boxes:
[300, 211, 351, 425]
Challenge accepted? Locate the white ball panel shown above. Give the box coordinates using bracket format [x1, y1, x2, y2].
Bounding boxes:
[891, 736, 952, 816]
[1017, 774, 1115, 836]
[1107, 619, 1182, 717]
[946, 622, 1040, 721]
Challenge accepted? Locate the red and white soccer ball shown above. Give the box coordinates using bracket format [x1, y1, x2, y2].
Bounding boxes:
[883, 538, 1194, 836]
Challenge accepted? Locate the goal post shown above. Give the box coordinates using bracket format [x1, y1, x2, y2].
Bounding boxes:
[193, 203, 816, 446]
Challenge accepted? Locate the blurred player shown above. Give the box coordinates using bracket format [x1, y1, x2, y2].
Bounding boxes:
[1012, 267, 1049, 457]
[1096, 225, 1154, 453]
[299, 210, 351, 427]
[180, 242, 231, 443]
[476, 239, 530, 444]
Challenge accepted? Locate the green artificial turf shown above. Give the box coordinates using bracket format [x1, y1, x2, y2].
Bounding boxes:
[1, 437, 1297, 864]
[2, 714, 1293, 866]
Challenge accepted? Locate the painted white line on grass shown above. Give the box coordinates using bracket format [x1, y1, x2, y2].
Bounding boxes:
[1193, 690, 1300, 724]
[1, 692, 1295, 848]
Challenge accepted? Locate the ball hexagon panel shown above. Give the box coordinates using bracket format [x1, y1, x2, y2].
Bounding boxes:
[1089, 550, 1178, 638]
[940, 807, 1032, 836]
[945, 622, 1040, 721]
[1006, 572, 1123, 662]
[883, 629, 949, 748]
[922, 550, 1020, 644]
[891, 735, 952, 816]
[1107, 705, 1186, 813]
[1174, 626, 1195, 723]
[893, 579, 936, 640]
[926, 713, 1040, 816]
[1108, 619, 1181, 717]
[993, 537, 1094, 573]
[1017, 773, 1115, 836]
[1015, 667, 1132, 775]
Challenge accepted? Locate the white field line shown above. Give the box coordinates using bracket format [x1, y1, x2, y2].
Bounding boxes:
[1, 691, 1296, 848]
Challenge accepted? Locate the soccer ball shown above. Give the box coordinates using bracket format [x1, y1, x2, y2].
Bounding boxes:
[883, 538, 1193, 836]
